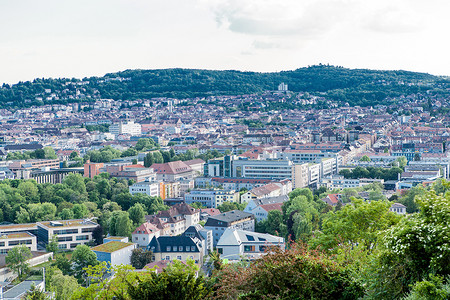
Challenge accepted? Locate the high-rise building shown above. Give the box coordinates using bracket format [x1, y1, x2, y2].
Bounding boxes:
[109, 120, 141, 136]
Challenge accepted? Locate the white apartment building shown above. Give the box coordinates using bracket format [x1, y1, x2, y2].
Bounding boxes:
[184, 190, 240, 208]
[308, 163, 321, 188]
[320, 175, 384, 190]
[320, 175, 360, 190]
[292, 163, 309, 189]
[129, 180, 160, 197]
[109, 120, 142, 136]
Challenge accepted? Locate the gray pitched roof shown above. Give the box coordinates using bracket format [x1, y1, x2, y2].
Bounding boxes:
[204, 210, 254, 227]
[148, 236, 201, 253]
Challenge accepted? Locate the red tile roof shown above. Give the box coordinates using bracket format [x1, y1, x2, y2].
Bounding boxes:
[251, 183, 281, 197]
[326, 194, 340, 204]
[259, 202, 283, 212]
[201, 208, 221, 216]
[133, 222, 160, 235]
[125, 164, 145, 169]
[150, 161, 192, 174]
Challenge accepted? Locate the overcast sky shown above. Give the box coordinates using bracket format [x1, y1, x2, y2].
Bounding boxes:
[1, 0, 449, 84]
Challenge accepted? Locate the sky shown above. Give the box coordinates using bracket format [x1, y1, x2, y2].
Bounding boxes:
[1, 0, 449, 84]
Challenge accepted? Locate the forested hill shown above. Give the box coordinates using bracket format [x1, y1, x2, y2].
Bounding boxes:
[1, 65, 447, 108]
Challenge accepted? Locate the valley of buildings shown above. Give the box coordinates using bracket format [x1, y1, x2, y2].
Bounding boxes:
[0, 86, 448, 294]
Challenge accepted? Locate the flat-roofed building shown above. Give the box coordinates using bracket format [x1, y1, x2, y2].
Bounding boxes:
[129, 179, 160, 197]
[0, 232, 37, 254]
[36, 219, 99, 250]
[184, 190, 239, 208]
[0, 223, 38, 236]
[92, 241, 136, 266]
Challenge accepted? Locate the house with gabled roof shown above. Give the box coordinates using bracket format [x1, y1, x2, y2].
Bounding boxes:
[250, 202, 284, 222]
[321, 194, 342, 207]
[147, 235, 204, 264]
[132, 222, 162, 247]
[144, 203, 200, 236]
[241, 182, 284, 203]
[151, 160, 196, 181]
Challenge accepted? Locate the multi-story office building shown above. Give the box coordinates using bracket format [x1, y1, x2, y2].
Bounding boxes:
[232, 159, 293, 180]
[204, 156, 337, 190]
[280, 150, 340, 165]
[0, 232, 37, 254]
[204, 155, 235, 177]
[36, 219, 99, 250]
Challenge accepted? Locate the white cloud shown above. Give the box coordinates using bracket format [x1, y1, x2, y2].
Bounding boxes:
[208, 0, 351, 38]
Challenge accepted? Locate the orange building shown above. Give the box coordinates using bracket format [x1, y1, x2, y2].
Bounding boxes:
[84, 162, 104, 179]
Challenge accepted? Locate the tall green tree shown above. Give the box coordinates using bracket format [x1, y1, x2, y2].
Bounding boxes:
[311, 198, 400, 252]
[71, 245, 98, 279]
[63, 173, 87, 195]
[128, 203, 146, 226]
[6, 245, 32, 279]
[49, 269, 80, 300]
[43, 147, 57, 159]
[130, 248, 153, 269]
[108, 211, 133, 237]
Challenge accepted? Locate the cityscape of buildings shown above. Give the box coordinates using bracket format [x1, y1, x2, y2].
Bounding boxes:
[0, 83, 449, 298]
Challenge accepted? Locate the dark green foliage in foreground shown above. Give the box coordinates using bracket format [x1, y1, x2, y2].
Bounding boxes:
[126, 260, 210, 300]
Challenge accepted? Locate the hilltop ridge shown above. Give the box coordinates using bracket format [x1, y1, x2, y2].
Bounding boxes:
[1, 65, 448, 108]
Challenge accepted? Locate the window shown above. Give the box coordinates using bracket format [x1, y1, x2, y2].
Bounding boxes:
[186, 246, 190, 252]
[58, 236, 72, 242]
[54, 229, 78, 235]
[82, 228, 95, 233]
[135, 237, 138, 241]
[58, 244, 67, 249]
[8, 240, 32, 246]
[166, 246, 171, 251]
[217, 248, 223, 254]
[0, 242, 4, 247]
[165, 256, 170, 261]
[244, 245, 255, 252]
[177, 256, 182, 260]
[191, 246, 195, 251]
[179, 246, 183, 251]
[76, 235, 89, 241]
